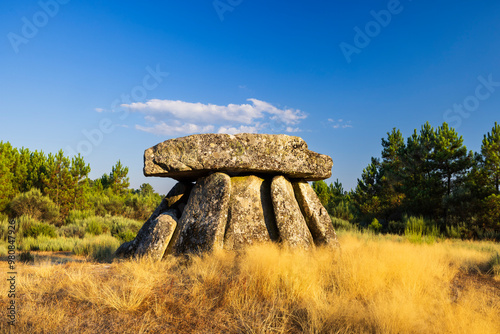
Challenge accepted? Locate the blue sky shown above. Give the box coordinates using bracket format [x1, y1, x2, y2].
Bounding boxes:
[1, 0, 500, 194]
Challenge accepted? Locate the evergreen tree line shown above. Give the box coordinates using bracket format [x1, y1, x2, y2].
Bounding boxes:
[314, 122, 500, 240]
[0, 142, 162, 225]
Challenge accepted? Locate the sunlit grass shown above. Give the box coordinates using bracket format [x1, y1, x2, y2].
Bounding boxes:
[2, 231, 499, 333]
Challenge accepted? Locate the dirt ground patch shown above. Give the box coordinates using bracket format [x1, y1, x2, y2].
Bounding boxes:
[450, 270, 500, 302]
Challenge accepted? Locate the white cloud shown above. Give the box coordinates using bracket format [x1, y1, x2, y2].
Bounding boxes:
[217, 125, 259, 134]
[328, 118, 352, 129]
[123, 98, 307, 136]
[285, 127, 301, 133]
[135, 122, 215, 136]
[95, 108, 105, 113]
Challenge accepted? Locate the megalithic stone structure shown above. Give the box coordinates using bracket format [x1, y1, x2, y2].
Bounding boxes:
[115, 133, 338, 259]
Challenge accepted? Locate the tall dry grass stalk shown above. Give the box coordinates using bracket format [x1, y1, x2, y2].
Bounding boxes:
[1, 232, 499, 333]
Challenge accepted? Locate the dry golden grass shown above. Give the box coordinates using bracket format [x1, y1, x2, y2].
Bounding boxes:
[1, 232, 499, 333]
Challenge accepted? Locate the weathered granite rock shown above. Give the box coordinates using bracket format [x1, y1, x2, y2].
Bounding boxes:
[293, 181, 339, 247]
[144, 133, 332, 181]
[114, 181, 193, 259]
[134, 210, 178, 260]
[224, 176, 278, 250]
[174, 172, 231, 254]
[270, 175, 314, 248]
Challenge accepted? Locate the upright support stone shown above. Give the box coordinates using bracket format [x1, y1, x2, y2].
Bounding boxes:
[114, 181, 192, 259]
[174, 172, 231, 254]
[224, 176, 278, 250]
[134, 210, 178, 260]
[270, 175, 314, 249]
[293, 181, 339, 247]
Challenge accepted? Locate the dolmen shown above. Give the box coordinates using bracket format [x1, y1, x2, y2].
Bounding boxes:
[115, 133, 338, 260]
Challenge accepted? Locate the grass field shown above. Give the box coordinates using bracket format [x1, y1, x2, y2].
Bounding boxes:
[1, 230, 499, 333]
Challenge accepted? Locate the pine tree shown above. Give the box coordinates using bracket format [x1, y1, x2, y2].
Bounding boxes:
[109, 160, 129, 195]
[432, 123, 473, 225]
[353, 157, 382, 221]
[312, 180, 331, 207]
[400, 122, 441, 218]
[379, 128, 406, 220]
[70, 154, 91, 210]
[433, 122, 472, 197]
[481, 122, 500, 193]
[25, 150, 48, 191]
[42, 150, 74, 218]
[0, 142, 15, 212]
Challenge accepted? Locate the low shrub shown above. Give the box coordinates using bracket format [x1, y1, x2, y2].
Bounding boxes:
[330, 216, 355, 231]
[0, 243, 7, 256]
[73, 235, 120, 262]
[328, 200, 354, 221]
[116, 230, 136, 243]
[65, 209, 95, 225]
[388, 220, 405, 235]
[19, 236, 78, 252]
[20, 250, 35, 263]
[0, 217, 9, 241]
[445, 224, 463, 239]
[110, 216, 142, 239]
[8, 188, 59, 223]
[16, 215, 39, 240]
[369, 218, 382, 233]
[59, 224, 85, 238]
[86, 219, 104, 235]
[23, 222, 57, 238]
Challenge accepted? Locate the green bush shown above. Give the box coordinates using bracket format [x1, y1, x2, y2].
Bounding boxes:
[0, 218, 9, 241]
[124, 193, 161, 220]
[388, 220, 405, 235]
[19, 236, 78, 252]
[0, 212, 8, 222]
[328, 200, 354, 221]
[445, 225, 462, 239]
[110, 216, 142, 234]
[0, 243, 7, 256]
[59, 224, 85, 238]
[331, 216, 355, 231]
[86, 218, 104, 235]
[116, 230, 136, 243]
[403, 215, 439, 244]
[369, 218, 382, 233]
[65, 209, 95, 225]
[16, 215, 38, 241]
[103, 196, 126, 217]
[8, 188, 59, 223]
[73, 235, 120, 262]
[23, 222, 57, 238]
